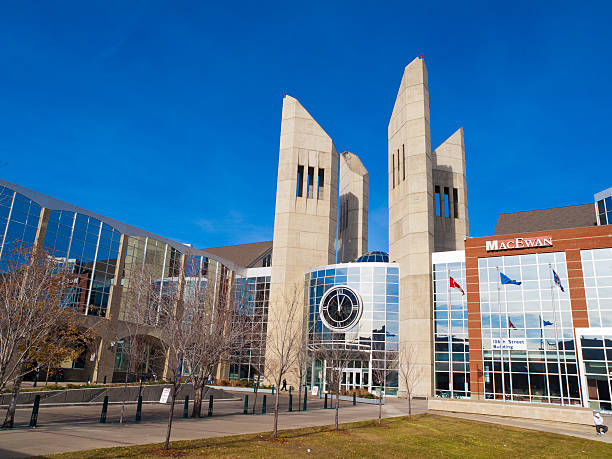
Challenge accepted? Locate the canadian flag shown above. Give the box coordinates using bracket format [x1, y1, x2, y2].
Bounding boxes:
[449, 276, 465, 296]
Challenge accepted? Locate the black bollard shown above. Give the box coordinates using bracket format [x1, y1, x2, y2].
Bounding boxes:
[29, 394, 40, 428]
[99, 395, 108, 423]
[303, 387, 307, 411]
[353, 391, 357, 406]
[183, 395, 189, 418]
[33, 371, 38, 388]
[272, 385, 274, 395]
[243, 395, 249, 414]
[288, 393, 293, 412]
[135, 394, 142, 422]
[208, 395, 213, 417]
[289, 386, 292, 396]
[324, 393, 328, 409]
[262, 395, 267, 414]
[103, 375, 107, 384]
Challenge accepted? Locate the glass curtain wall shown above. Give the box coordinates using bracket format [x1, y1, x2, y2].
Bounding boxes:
[478, 252, 581, 405]
[230, 275, 270, 380]
[433, 262, 470, 398]
[581, 248, 612, 327]
[306, 264, 399, 395]
[0, 187, 41, 268]
[43, 210, 121, 316]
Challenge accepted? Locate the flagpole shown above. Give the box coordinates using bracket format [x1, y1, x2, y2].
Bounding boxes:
[549, 263, 564, 406]
[447, 269, 453, 398]
[497, 266, 505, 400]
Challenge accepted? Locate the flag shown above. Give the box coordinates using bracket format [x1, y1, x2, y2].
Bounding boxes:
[449, 276, 465, 295]
[553, 269, 565, 292]
[543, 320, 553, 326]
[500, 272, 522, 286]
[508, 320, 517, 330]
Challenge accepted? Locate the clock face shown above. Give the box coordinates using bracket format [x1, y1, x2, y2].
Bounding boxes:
[319, 286, 362, 331]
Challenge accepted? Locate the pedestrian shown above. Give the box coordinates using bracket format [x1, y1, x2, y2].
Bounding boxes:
[594, 412, 608, 435]
[282, 379, 287, 391]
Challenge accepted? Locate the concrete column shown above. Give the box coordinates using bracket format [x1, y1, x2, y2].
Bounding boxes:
[338, 152, 369, 263]
[388, 57, 435, 398]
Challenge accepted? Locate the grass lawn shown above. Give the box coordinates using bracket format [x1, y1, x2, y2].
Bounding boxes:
[46, 414, 611, 458]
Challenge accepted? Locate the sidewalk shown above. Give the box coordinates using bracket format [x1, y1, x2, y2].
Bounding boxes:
[0, 398, 425, 458]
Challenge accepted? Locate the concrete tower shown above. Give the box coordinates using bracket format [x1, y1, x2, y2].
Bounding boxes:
[267, 95, 338, 384]
[389, 57, 468, 397]
[338, 151, 368, 263]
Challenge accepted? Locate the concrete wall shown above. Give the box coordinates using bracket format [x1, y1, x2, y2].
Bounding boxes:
[267, 95, 338, 386]
[388, 57, 435, 398]
[428, 398, 594, 425]
[338, 151, 368, 263]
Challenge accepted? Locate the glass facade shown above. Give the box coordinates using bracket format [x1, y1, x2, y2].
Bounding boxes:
[306, 262, 399, 395]
[581, 248, 612, 327]
[230, 274, 270, 381]
[577, 330, 612, 411]
[595, 195, 612, 226]
[0, 186, 41, 268]
[478, 252, 581, 405]
[433, 261, 470, 398]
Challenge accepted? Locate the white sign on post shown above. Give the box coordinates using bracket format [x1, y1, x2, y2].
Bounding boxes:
[491, 338, 526, 350]
[311, 386, 319, 397]
[160, 387, 171, 404]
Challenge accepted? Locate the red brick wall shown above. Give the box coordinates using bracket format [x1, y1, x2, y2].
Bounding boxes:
[464, 225, 612, 399]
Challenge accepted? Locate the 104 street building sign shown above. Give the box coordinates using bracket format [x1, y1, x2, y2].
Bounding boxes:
[485, 236, 553, 252]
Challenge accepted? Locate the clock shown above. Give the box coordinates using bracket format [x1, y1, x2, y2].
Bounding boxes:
[319, 286, 362, 331]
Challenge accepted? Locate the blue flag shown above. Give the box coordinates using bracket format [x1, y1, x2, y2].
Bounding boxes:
[553, 269, 565, 292]
[500, 272, 521, 286]
[543, 320, 553, 326]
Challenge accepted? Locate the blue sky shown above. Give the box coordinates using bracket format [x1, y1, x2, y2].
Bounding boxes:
[0, 1, 610, 252]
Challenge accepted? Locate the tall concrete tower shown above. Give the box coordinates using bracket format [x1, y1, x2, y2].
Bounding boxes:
[338, 151, 368, 263]
[267, 95, 338, 384]
[389, 57, 468, 397]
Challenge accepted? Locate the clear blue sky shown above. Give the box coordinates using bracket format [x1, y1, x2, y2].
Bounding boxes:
[1, 2, 610, 251]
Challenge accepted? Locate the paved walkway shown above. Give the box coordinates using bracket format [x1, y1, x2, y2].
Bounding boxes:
[1, 395, 611, 457]
[0, 397, 425, 458]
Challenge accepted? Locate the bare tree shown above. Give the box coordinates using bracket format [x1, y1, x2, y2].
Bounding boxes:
[0, 246, 80, 427]
[263, 284, 304, 438]
[181, 262, 248, 418]
[399, 343, 419, 418]
[370, 349, 398, 425]
[293, 324, 311, 411]
[311, 332, 368, 431]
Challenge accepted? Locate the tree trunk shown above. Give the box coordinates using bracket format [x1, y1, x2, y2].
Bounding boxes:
[273, 379, 281, 438]
[163, 383, 179, 450]
[408, 393, 412, 418]
[378, 390, 382, 425]
[3, 372, 24, 428]
[120, 369, 130, 424]
[298, 383, 302, 412]
[252, 374, 260, 415]
[45, 366, 50, 387]
[335, 390, 339, 431]
[192, 383, 203, 418]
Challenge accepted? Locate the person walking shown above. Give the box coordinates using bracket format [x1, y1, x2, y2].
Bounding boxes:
[282, 379, 287, 391]
[594, 412, 608, 435]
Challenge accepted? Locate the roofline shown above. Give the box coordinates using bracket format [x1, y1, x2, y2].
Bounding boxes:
[0, 178, 246, 274]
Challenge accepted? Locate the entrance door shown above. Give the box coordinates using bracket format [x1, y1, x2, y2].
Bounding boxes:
[342, 369, 364, 391]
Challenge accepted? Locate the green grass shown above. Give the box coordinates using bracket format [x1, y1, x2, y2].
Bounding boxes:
[44, 414, 612, 458]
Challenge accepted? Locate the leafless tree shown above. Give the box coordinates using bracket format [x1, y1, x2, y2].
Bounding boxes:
[311, 332, 368, 431]
[114, 267, 158, 424]
[181, 262, 249, 418]
[370, 349, 398, 425]
[293, 323, 311, 411]
[399, 343, 419, 418]
[0, 245, 80, 427]
[263, 284, 304, 438]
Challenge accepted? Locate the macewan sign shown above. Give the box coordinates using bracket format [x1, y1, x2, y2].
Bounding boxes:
[485, 236, 553, 252]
